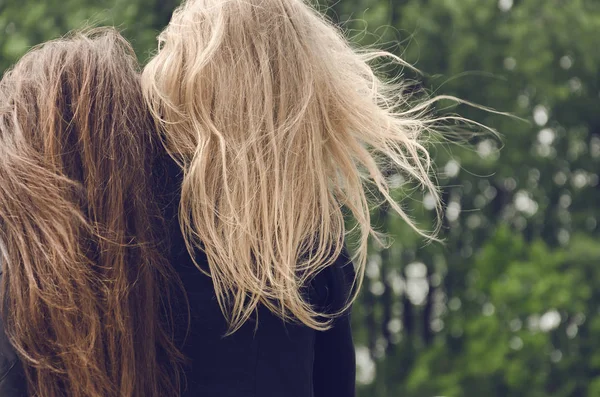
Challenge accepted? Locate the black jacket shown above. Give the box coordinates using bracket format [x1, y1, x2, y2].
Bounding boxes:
[0, 309, 27, 396]
[169, 240, 356, 397]
[160, 157, 357, 397]
[0, 157, 356, 396]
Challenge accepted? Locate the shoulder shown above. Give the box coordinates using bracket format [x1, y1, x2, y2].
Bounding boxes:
[0, 274, 28, 396]
[0, 358, 27, 397]
[309, 246, 356, 315]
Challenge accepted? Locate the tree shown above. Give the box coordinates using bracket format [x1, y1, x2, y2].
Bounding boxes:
[325, 0, 600, 395]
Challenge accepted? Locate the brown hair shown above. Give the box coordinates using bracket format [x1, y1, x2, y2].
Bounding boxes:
[0, 28, 182, 397]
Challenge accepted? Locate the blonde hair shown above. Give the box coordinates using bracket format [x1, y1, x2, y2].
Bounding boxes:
[142, 0, 443, 331]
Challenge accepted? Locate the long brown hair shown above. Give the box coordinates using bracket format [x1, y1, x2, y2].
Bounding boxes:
[0, 29, 182, 397]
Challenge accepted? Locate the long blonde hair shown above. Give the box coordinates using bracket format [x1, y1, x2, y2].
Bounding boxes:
[0, 29, 182, 397]
[142, 0, 442, 331]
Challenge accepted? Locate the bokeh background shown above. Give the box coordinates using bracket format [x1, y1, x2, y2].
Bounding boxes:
[1, 0, 599, 396]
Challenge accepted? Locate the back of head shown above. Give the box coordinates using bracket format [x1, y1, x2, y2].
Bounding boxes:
[0, 28, 181, 397]
[143, 0, 439, 330]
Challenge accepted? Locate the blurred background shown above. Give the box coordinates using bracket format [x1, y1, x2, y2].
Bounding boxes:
[1, 0, 599, 396]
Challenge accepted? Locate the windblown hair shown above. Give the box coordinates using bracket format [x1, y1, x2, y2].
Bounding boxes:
[142, 0, 443, 331]
[0, 29, 182, 397]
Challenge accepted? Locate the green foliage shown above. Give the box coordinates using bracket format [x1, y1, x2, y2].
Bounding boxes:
[1, 0, 599, 396]
[328, 0, 600, 395]
[0, 0, 179, 71]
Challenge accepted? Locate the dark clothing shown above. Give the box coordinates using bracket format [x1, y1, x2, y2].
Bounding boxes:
[0, 157, 356, 397]
[159, 156, 357, 397]
[0, 314, 27, 396]
[170, 245, 356, 397]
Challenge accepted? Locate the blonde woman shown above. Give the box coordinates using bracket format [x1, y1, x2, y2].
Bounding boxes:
[142, 0, 442, 396]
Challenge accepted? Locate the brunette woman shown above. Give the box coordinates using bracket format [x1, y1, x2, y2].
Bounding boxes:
[0, 29, 183, 397]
